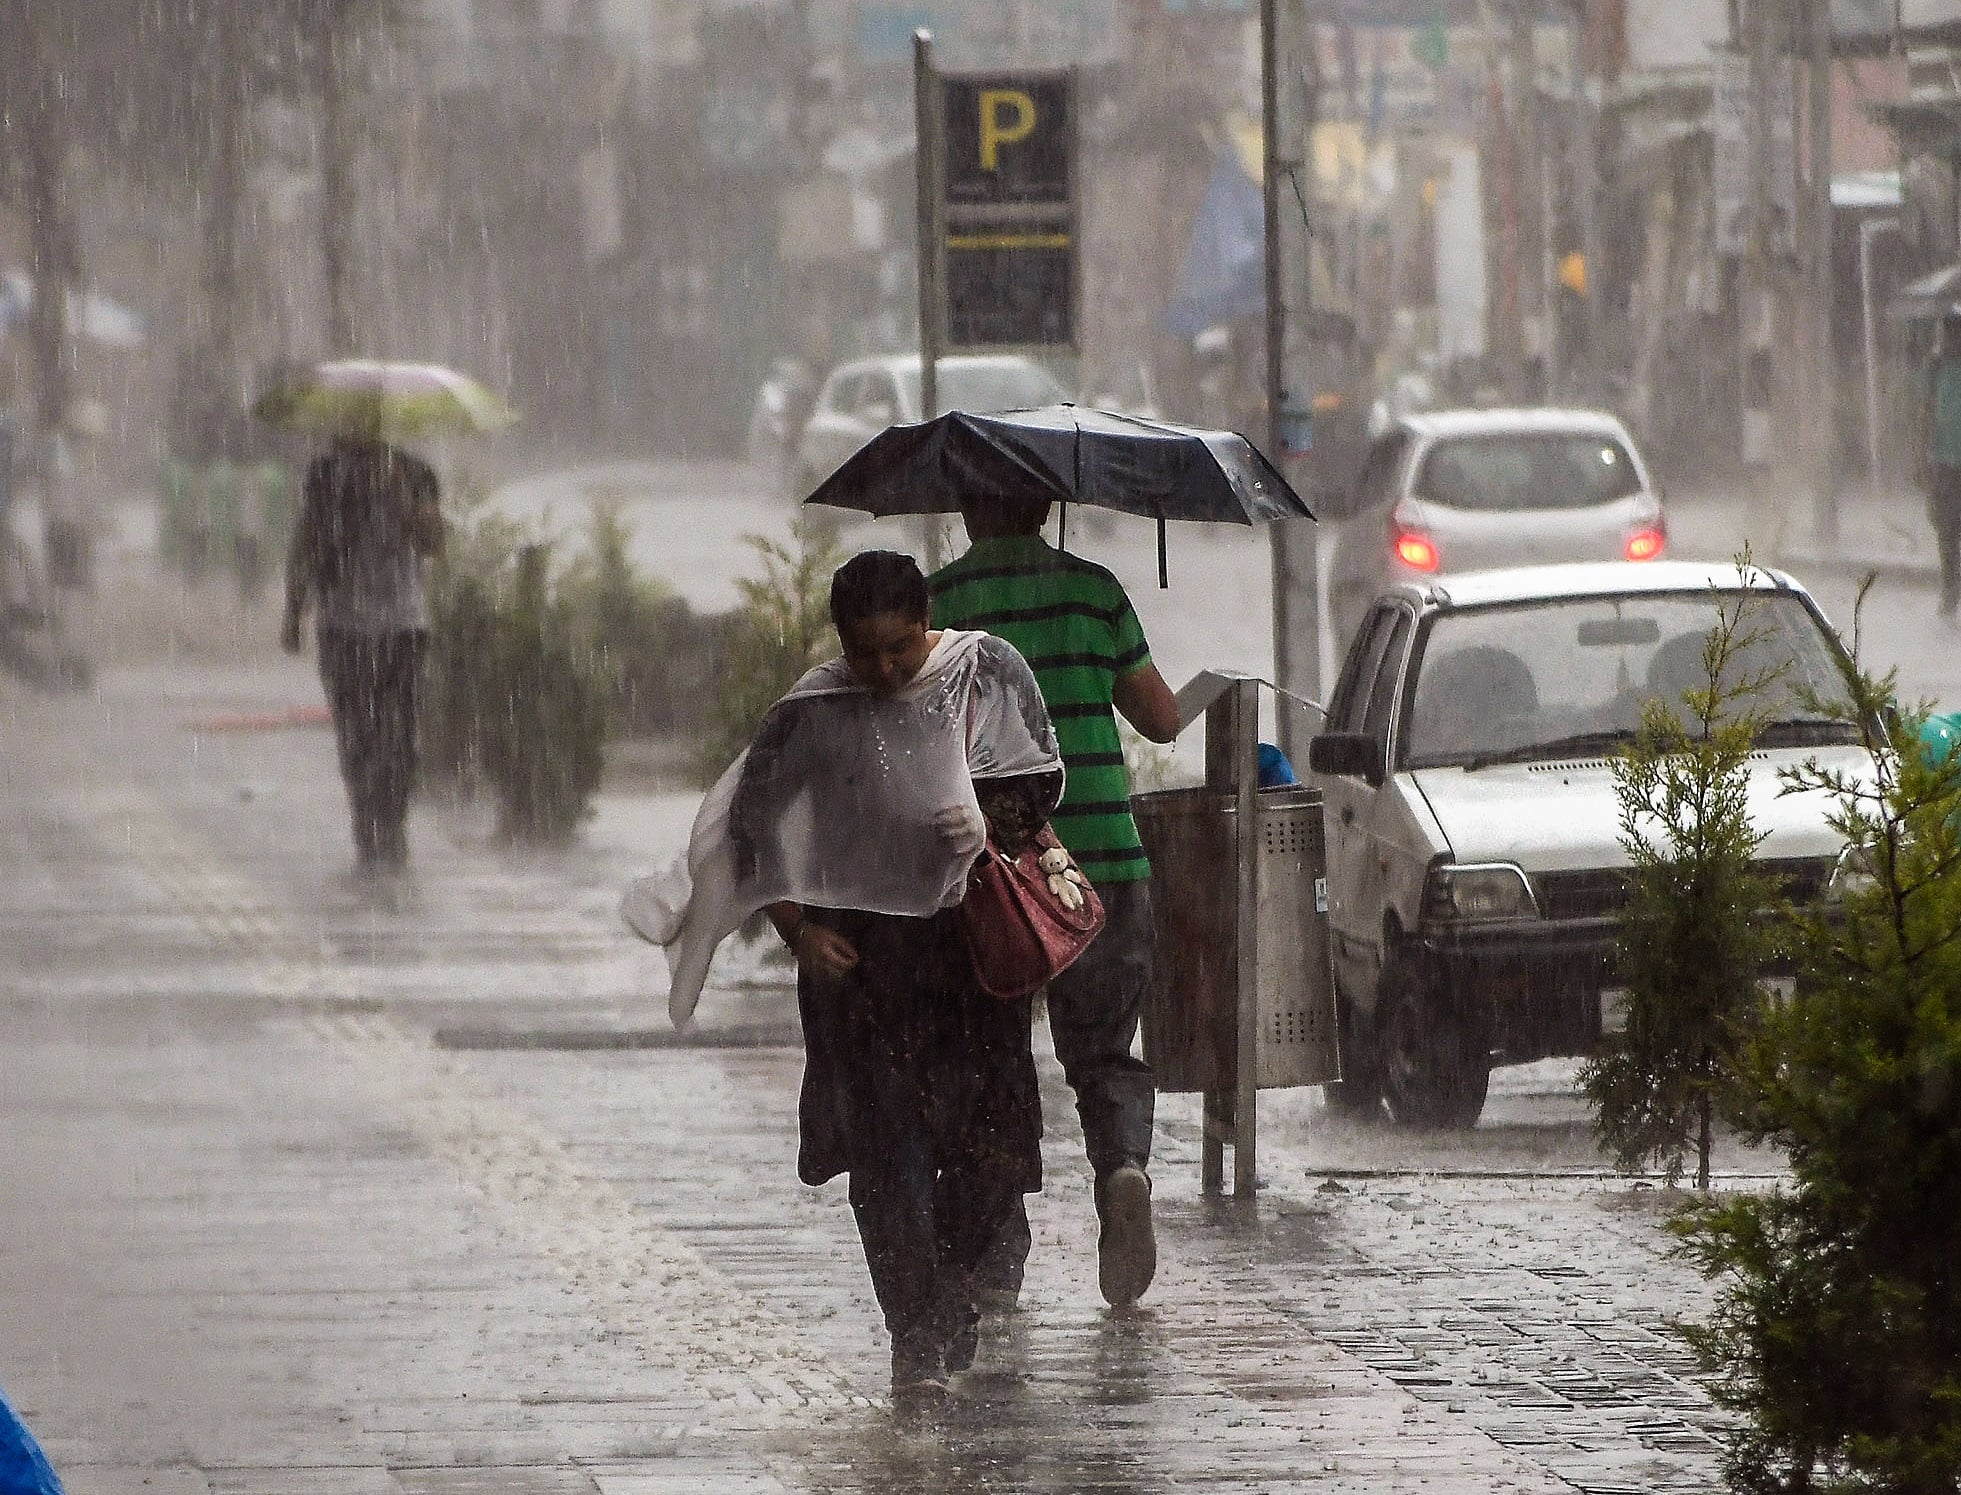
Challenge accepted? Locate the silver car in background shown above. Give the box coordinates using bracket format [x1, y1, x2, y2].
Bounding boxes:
[1327, 408, 1668, 647]
[791, 352, 1070, 497]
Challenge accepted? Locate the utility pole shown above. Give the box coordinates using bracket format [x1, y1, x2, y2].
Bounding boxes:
[1510, 5, 1541, 399]
[1807, 0, 1836, 543]
[912, 29, 945, 569]
[1573, 0, 1606, 404]
[1263, 0, 1320, 743]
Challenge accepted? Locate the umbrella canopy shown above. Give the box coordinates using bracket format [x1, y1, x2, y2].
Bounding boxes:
[804, 405, 1314, 526]
[252, 359, 518, 439]
[1887, 263, 1961, 322]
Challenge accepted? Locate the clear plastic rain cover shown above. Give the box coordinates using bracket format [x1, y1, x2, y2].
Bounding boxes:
[626, 629, 1061, 1025]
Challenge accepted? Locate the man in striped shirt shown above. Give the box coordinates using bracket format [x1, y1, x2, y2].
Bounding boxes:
[931, 491, 1181, 1309]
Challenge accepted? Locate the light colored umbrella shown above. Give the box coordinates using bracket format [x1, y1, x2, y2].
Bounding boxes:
[251, 359, 518, 438]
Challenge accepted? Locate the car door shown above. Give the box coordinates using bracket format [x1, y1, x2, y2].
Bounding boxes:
[1321, 603, 1401, 995]
[1351, 605, 1416, 987]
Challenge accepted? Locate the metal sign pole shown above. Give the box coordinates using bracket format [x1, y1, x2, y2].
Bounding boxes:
[1232, 676, 1262, 1199]
[914, 29, 945, 569]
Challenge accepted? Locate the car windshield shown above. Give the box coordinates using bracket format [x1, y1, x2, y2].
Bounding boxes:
[1400, 590, 1861, 771]
[1413, 433, 1643, 511]
[900, 362, 1067, 416]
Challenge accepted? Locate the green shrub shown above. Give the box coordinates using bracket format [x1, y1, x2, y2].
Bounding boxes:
[1671, 600, 1961, 1493]
[692, 519, 846, 783]
[422, 473, 528, 788]
[557, 496, 721, 739]
[1584, 584, 1782, 1189]
[478, 543, 608, 842]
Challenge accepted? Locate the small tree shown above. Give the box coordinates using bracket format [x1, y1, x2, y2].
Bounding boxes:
[693, 520, 846, 783]
[1583, 583, 1782, 1188]
[1671, 606, 1961, 1494]
[478, 543, 607, 843]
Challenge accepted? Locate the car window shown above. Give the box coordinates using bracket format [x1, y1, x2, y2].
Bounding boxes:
[1354, 431, 1410, 511]
[1331, 607, 1395, 733]
[861, 373, 899, 418]
[823, 372, 863, 414]
[898, 361, 1067, 416]
[1362, 610, 1412, 747]
[1413, 433, 1643, 512]
[1400, 590, 1859, 770]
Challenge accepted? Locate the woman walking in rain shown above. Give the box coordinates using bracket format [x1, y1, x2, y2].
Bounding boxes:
[649, 551, 1064, 1410]
[280, 432, 443, 880]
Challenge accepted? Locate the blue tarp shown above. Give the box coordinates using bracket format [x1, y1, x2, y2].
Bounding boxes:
[0, 1385, 63, 1495]
[1164, 148, 1266, 337]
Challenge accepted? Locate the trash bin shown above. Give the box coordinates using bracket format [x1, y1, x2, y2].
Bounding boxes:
[1133, 784, 1336, 1092]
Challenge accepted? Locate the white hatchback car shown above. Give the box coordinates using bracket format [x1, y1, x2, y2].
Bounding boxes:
[1327, 408, 1667, 647]
[1306, 561, 1872, 1129]
[791, 352, 1069, 497]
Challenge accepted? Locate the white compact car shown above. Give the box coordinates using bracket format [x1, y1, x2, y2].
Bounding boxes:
[1327, 408, 1668, 648]
[791, 352, 1069, 497]
[1306, 561, 1872, 1129]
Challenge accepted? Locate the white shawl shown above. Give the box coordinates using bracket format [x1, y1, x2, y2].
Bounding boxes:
[624, 629, 1062, 1026]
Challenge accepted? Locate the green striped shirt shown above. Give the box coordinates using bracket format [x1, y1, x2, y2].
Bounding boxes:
[930, 535, 1152, 881]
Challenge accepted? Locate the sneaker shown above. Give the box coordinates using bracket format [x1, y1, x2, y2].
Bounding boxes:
[1096, 1163, 1157, 1308]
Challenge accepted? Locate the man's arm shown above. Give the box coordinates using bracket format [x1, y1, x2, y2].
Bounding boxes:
[1114, 661, 1180, 743]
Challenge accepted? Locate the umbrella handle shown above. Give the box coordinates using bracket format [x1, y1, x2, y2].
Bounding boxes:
[1158, 516, 1168, 589]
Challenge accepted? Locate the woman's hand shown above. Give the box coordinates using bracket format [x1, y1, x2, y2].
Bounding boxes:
[933, 803, 987, 856]
[767, 901, 860, 981]
[792, 923, 860, 981]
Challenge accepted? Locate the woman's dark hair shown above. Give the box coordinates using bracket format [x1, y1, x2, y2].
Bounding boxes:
[830, 550, 929, 629]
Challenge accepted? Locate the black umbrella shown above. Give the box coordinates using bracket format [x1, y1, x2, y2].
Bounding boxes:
[803, 404, 1314, 586]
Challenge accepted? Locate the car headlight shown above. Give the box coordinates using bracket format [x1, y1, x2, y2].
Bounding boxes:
[1423, 862, 1539, 922]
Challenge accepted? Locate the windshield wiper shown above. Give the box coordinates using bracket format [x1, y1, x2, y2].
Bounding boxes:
[1753, 716, 1862, 748]
[1461, 729, 1641, 772]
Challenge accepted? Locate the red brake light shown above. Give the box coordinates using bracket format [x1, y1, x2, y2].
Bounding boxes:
[1394, 530, 1440, 573]
[1625, 527, 1665, 562]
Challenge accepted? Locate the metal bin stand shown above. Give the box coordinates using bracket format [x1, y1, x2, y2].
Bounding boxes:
[1132, 673, 1337, 1198]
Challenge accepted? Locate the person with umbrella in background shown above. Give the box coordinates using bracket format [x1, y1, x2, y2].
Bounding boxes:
[931, 488, 1181, 1311]
[264, 361, 513, 881]
[281, 429, 442, 879]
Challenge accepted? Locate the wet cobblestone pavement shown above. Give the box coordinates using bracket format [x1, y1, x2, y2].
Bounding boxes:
[0, 660, 1750, 1493]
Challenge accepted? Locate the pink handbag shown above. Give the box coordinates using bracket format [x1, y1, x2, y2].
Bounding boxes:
[959, 825, 1106, 1001]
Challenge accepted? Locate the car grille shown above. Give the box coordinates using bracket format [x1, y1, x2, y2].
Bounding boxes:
[1533, 857, 1834, 921]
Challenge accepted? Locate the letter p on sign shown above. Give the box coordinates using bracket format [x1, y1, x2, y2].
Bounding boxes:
[978, 89, 1037, 172]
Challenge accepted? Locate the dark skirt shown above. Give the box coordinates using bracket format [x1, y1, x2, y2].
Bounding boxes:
[795, 906, 1042, 1195]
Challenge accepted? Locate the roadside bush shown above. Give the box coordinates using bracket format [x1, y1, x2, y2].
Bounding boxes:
[423, 485, 607, 840]
[423, 473, 526, 788]
[477, 543, 608, 842]
[692, 519, 846, 783]
[1671, 608, 1961, 1493]
[557, 496, 721, 739]
[1583, 583, 1782, 1189]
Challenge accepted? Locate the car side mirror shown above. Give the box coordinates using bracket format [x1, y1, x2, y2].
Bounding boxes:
[1308, 731, 1384, 785]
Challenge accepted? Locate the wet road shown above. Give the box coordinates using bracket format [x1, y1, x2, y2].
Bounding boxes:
[4, 468, 1955, 1493]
